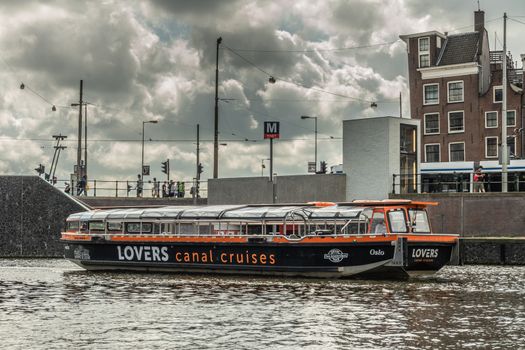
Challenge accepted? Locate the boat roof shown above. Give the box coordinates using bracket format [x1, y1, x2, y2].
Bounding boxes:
[67, 200, 435, 221]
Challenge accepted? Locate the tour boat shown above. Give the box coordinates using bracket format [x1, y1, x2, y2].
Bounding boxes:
[61, 200, 459, 279]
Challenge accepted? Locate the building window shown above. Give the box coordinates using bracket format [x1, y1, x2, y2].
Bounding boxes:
[418, 37, 430, 68]
[485, 137, 498, 158]
[447, 81, 464, 103]
[448, 111, 464, 133]
[508, 136, 516, 157]
[507, 110, 516, 127]
[425, 144, 440, 162]
[449, 142, 465, 162]
[423, 84, 439, 105]
[493, 86, 503, 103]
[485, 111, 498, 128]
[424, 113, 439, 134]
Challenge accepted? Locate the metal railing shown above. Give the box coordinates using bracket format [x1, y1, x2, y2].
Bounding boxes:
[392, 173, 525, 194]
[50, 178, 208, 198]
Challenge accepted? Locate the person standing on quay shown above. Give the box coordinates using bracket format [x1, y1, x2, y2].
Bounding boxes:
[168, 180, 175, 197]
[162, 181, 168, 197]
[178, 181, 185, 198]
[77, 175, 86, 196]
[152, 177, 159, 198]
[473, 167, 485, 193]
[136, 174, 143, 198]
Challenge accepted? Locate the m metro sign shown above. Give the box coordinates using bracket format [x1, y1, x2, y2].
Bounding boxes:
[264, 121, 280, 139]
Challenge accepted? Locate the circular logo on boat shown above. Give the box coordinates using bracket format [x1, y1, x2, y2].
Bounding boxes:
[324, 249, 349, 263]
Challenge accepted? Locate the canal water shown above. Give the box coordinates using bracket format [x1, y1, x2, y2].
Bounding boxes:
[0, 259, 524, 349]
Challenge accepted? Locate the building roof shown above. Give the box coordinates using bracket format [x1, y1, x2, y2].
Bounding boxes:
[437, 32, 480, 66]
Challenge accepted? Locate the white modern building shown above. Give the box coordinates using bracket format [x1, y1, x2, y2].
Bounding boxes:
[343, 116, 421, 200]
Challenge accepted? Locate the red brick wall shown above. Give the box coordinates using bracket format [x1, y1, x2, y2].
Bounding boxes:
[406, 37, 523, 162]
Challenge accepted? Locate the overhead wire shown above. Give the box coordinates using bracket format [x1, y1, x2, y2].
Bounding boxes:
[223, 45, 383, 104]
[226, 40, 401, 53]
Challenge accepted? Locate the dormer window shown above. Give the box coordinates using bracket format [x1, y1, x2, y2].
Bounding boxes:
[418, 37, 430, 68]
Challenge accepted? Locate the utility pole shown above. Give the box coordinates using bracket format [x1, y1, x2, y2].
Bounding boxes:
[195, 124, 200, 205]
[77, 80, 83, 184]
[84, 103, 88, 182]
[213, 37, 222, 179]
[502, 13, 508, 192]
[49, 134, 67, 182]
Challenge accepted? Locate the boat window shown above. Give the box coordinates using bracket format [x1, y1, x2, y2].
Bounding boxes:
[247, 225, 262, 235]
[371, 211, 387, 234]
[409, 209, 431, 233]
[178, 223, 195, 235]
[160, 223, 171, 234]
[388, 210, 408, 233]
[88, 221, 105, 231]
[67, 221, 79, 231]
[198, 224, 211, 235]
[80, 222, 88, 231]
[126, 222, 152, 234]
[107, 222, 122, 231]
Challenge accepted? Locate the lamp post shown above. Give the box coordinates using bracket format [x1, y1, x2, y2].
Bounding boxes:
[301, 115, 318, 172]
[142, 120, 158, 176]
[261, 158, 270, 176]
[213, 37, 222, 179]
[71, 102, 92, 180]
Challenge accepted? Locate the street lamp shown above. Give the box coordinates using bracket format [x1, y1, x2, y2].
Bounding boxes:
[301, 115, 318, 172]
[261, 158, 270, 176]
[142, 120, 158, 176]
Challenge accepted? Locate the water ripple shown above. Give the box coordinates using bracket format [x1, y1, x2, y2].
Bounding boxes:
[0, 260, 524, 349]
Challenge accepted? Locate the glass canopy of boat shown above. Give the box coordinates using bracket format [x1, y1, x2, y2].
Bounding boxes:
[65, 201, 434, 237]
[67, 204, 365, 222]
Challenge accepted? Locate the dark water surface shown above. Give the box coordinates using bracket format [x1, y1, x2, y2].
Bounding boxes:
[0, 259, 524, 349]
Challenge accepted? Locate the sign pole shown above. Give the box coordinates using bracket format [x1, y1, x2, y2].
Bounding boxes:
[264, 121, 280, 183]
[270, 138, 273, 182]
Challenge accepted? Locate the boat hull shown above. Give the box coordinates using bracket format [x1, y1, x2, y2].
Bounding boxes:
[63, 237, 456, 279]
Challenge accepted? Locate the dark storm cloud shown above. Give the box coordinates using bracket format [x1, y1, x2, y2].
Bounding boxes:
[331, 0, 384, 42]
[151, 0, 241, 16]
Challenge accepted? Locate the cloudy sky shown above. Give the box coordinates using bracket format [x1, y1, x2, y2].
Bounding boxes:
[1, 0, 524, 187]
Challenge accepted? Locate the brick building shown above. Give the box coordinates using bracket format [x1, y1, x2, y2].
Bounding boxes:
[400, 10, 525, 192]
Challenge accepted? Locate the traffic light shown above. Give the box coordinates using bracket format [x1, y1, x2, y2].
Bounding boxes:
[161, 159, 170, 174]
[197, 163, 204, 175]
[319, 161, 327, 174]
[34, 164, 45, 176]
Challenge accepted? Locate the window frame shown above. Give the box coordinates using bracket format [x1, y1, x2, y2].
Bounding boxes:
[493, 85, 503, 103]
[423, 113, 440, 135]
[448, 110, 465, 133]
[485, 111, 498, 129]
[424, 143, 441, 162]
[507, 110, 516, 127]
[423, 83, 439, 105]
[485, 136, 498, 158]
[387, 209, 408, 233]
[418, 37, 430, 68]
[449, 142, 465, 162]
[126, 222, 153, 234]
[447, 80, 464, 103]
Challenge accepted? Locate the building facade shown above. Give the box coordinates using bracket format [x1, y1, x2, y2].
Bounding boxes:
[400, 10, 525, 192]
